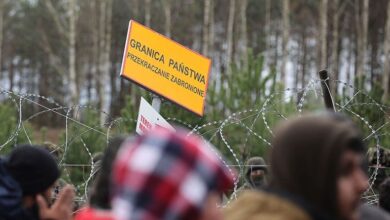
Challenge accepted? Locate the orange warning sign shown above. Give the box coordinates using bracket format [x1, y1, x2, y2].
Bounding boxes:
[120, 20, 211, 116]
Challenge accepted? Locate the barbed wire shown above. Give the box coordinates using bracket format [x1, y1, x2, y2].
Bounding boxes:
[0, 77, 388, 206]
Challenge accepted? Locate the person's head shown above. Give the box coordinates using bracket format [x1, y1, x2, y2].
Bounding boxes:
[111, 128, 235, 220]
[245, 157, 267, 188]
[270, 112, 368, 220]
[5, 144, 60, 216]
[89, 135, 127, 209]
[379, 177, 390, 212]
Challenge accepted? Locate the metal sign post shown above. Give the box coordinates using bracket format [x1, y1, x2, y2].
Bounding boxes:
[151, 95, 162, 112]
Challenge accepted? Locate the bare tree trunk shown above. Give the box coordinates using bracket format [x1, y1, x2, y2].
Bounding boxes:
[0, 0, 4, 78]
[296, 33, 302, 90]
[281, 0, 290, 85]
[96, 0, 106, 119]
[202, 0, 211, 56]
[319, 0, 328, 69]
[162, 0, 171, 38]
[226, 0, 235, 73]
[132, 0, 140, 19]
[69, 0, 78, 107]
[87, 55, 93, 103]
[331, 0, 344, 94]
[301, 32, 307, 89]
[355, 1, 361, 79]
[9, 59, 14, 91]
[145, 0, 151, 27]
[124, 0, 139, 109]
[104, 0, 112, 121]
[209, 0, 214, 56]
[362, 0, 368, 77]
[296, 29, 307, 102]
[345, 11, 355, 89]
[273, 20, 280, 68]
[356, 0, 368, 84]
[91, 0, 99, 106]
[370, 30, 379, 88]
[383, 1, 390, 101]
[265, 0, 271, 68]
[110, 40, 120, 116]
[18, 62, 24, 92]
[38, 61, 51, 125]
[97, 0, 113, 125]
[45, 0, 78, 106]
[239, 0, 248, 67]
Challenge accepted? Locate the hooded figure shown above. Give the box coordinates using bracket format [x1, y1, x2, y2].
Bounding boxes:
[367, 146, 390, 188]
[225, 112, 368, 220]
[245, 157, 267, 188]
[237, 157, 268, 193]
[111, 128, 235, 220]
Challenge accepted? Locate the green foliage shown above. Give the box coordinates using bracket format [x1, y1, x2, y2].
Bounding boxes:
[60, 109, 107, 186]
[119, 95, 139, 134]
[340, 76, 390, 151]
[0, 102, 33, 154]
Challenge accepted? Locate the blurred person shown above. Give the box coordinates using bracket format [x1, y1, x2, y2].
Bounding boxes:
[237, 156, 268, 193]
[1, 145, 74, 220]
[359, 204, 390, 220]
[75, 136, 126, 220]
[111, 128, 235, 220]
[7, 145, 75, 220]
[0, 147, 35, 220]
[367, 147, 390, 189]
[379, 177, 390, 213]
[225, 112, 369, 220]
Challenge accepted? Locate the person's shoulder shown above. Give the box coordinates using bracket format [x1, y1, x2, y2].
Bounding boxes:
[224, 190, 312, 220]
[0, 158, 22, 198]
[360, 204, 390, 220]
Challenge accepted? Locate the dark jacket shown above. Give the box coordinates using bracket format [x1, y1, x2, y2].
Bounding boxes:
[0, 158, 34, 220]
[359, 204, 390, 220]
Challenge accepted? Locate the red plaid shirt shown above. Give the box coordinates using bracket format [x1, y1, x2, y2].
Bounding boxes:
[74, 207, 114, 220]
[111, 128, 235, 220]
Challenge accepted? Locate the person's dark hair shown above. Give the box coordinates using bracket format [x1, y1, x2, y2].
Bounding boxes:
[6, 145, 60, 196]
[270, 112, 365, 218]
[89, 136, 127, 209]
[379, 177, 390, 212]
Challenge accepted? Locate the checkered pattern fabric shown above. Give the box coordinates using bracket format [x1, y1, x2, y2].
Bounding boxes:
[111, 128, 235, 220]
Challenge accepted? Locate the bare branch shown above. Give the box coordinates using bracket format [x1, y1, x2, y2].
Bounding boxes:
[44, 0, 68, 41]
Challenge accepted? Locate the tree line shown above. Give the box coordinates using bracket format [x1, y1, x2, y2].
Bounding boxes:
[0, 0, 389, 126]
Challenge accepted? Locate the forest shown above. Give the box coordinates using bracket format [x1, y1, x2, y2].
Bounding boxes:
[0, 0, 389, 191]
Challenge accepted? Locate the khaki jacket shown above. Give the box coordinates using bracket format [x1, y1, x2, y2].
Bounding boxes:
[224, 190, 312, 220]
